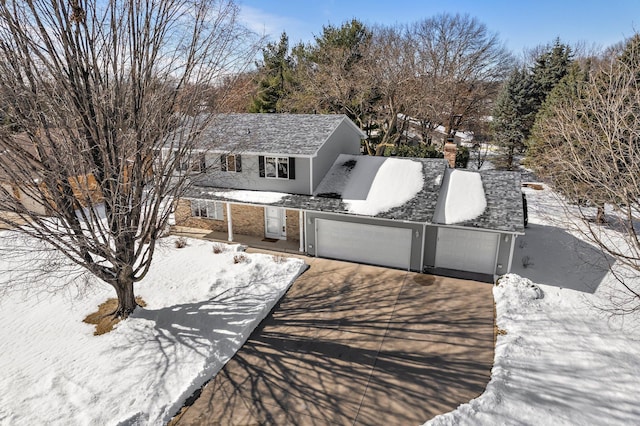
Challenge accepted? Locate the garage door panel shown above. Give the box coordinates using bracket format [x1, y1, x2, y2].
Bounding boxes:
[435, 228, 498, 275]
[316, 219, 411, 270]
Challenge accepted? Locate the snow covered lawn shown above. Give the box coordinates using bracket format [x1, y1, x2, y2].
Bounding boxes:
[0, 235, 306, 425]
[426, 185, 640, 425]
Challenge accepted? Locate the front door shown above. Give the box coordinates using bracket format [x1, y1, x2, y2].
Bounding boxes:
[264, 207, 286, 239]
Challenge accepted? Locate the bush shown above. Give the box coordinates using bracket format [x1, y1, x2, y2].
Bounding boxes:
[455, 145, 470, 168]
[233, 254, 249, 264]
[212, 244, 224, 254]
[396, 143, 444, 159]
[174, 237, 187, 248]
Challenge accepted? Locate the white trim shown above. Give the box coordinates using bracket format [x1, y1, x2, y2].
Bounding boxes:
[226, 202, 233, 242]
[263, 156, 289, 179]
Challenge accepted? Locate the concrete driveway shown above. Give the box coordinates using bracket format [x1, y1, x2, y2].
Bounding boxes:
[174, 256, 495, 425]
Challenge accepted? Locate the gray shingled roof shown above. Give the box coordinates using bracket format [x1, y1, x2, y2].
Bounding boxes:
[196, 113, 363, 156]
[470, 170, 525, 233]
[183, 159, 525, 234]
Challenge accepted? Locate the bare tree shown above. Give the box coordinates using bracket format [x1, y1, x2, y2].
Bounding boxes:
[530, 36, 640, 310]
[366, 24, 414, 155]
[407, 14, 512, 139]
[0, 0, 258, 318]
[365, 15, 511, 155]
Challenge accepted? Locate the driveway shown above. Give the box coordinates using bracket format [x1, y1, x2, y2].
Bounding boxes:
[174, 256, 495, 425]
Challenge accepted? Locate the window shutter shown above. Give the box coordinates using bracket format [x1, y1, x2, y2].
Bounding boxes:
[236, 155, 242, 172]
[288, 157, 295, 179]
[220, 155, 227, 172]
[258, 155, 265, 177]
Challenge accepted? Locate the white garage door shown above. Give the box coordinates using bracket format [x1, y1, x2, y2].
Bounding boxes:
[316, 219, 412, 270]
[435, 228, 499, 275]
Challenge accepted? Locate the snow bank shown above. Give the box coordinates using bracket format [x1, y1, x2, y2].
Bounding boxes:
[0, 234, 305, 425]
[434, 169, 486, 224]
[425, 183, 640, 425]
[426, 273, 640, 425]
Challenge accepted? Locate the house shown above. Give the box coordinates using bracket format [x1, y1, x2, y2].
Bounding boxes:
[172, 113, 525, 282]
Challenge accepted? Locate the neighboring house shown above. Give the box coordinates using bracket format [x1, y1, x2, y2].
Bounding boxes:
[172, 113, 525, 282]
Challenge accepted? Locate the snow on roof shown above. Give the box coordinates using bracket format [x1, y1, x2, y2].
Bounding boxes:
[209, 190, 286, 204]
[434, 168, 487, 224]
[315, 154, 424, 216]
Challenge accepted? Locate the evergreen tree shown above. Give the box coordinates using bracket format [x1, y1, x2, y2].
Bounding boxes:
[530, 39, 573, 113]
[249, 32, 294, 113]
[528, 60, 591, 174]
[492, 67, 535, 170]
[289, 19, 376, 127]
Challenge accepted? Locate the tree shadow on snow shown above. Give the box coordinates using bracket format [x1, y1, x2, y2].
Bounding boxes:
[171, 262, 496, 425]
[512, 223, 614, 293]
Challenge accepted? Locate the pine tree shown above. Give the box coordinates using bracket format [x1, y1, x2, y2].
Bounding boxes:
[492, 67, 535, 170]
[249, 32, 294, 113]
[530, 39, 573, 113]
[528, 61, 591, 173]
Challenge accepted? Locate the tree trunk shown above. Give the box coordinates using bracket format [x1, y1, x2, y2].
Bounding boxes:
[112, 266, 138, 319]
[596, 205, 606, 224]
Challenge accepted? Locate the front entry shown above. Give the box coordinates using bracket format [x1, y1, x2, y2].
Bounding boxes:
[264, 207, 286, 239]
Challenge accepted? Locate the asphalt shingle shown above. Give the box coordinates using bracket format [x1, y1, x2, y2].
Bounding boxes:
[184, 159, 525, 234]
[197, 114, 359, 156]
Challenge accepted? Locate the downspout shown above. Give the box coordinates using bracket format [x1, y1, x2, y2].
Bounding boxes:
[226, 202, 233, 242]
[309, 157, 314, 194]
[299, 210, 305, 253]
[420, 223, 426, 273]
[507, 234, 517, 273]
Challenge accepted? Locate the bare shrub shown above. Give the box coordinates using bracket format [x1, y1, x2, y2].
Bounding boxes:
[233, 254, 249, 264]
[174, 237, 187, 249]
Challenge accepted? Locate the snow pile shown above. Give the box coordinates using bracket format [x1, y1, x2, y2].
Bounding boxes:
[434, 168, 486, 224]
[315, 154, 424, 216]
[210, 189, 286, 204]
[425, 183, 640, 426]
[426, 273, 640, 426]
[0, 234, 305, 425]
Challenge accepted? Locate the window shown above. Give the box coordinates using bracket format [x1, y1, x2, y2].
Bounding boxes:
[169, 152, 205, 174]
[192, 154, 206, 173]
[220, 154, 242, 172]
[191, 200, 223, 220]
[259, 156, 295, 179]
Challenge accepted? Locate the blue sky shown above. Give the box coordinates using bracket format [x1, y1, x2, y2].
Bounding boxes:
[237, 0, 639, 55]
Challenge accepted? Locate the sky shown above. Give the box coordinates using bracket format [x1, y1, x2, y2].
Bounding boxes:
[237, 0, 640, 56]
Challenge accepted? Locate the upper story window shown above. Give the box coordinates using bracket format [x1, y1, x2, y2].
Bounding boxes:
[220, 154, 242, 172]
[259, 156, 295, 180]
[169, 152, 205, 174]
[192, 154, 206, 173]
